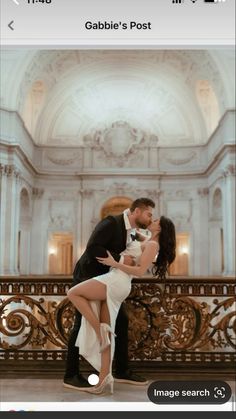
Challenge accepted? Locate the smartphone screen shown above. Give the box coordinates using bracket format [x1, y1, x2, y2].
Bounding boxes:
[0, 0, 235, 416]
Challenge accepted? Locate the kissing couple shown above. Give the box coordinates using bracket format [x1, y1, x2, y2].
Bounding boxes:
[64, 197, 176, 394]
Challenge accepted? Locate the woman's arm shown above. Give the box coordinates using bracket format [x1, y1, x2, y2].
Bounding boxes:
[96, 240, 158, 277]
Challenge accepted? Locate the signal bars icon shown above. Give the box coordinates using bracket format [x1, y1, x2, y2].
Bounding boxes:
[172, 0, 184, 3]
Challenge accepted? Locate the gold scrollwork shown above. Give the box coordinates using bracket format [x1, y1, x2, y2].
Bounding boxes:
[0, 296, 74, 349]
[0, 286, 235, 359]
[125, 284, 236, 358]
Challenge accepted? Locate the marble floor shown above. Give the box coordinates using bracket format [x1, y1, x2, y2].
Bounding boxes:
[0, 375, 235, 404]
[0, 377, 149, 403]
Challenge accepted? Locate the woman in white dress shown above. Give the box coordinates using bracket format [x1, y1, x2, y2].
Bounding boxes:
[67, 216, 176, 394]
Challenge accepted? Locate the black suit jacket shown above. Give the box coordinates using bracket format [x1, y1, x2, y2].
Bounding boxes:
[73, 214, 127, 284]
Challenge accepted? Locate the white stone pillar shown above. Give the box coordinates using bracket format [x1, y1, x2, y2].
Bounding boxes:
[222, 165, 236, 276]
[192, 188, 209, 276]
[73, 190, 82, 267]
[209, 222, 222, 275]
[14, 173, 21, 275]
[0, 164, 7, 275]
[81, 189, 94, 250]
[2, 165, 21, 275]
[19, 223, 31, 275]
[30, 187, 45, 274]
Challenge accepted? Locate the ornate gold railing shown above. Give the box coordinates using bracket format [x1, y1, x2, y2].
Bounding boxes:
[0, 276, 235, 374]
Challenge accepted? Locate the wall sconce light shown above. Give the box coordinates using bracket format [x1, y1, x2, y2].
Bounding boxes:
[180, 246, 189, 255]
[49, 247, 57, 256]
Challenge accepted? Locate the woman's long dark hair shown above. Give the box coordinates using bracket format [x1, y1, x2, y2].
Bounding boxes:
[152, 216, 176, 280]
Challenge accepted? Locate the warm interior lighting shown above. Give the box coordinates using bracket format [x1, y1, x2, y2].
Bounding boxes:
[49, 247, 57, 256]
[180, 246, 189, 255]
[48, 233, 73, 275]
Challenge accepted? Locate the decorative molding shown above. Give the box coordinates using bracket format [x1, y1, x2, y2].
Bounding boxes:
[197, 187, 209, 197]
[1, 276, 235, 296]
[165, 190, 191, 199]
[83, 121, 157, 167]
[49, 214, 72, 230]
[103, 182, 160, 201]
[1, 110, 234, 177]
[46, 150, 82, 166]
[32, 187, 44, 199]
[164, 151, 196, 166]
[79, 189, 94, 199]
[0, 279, 70, 296]
[48, 199, 74, 230]
[0, 349, 234, 368]
[0, 164, 5, 177]
[0, 164, 21, 179]
[48, 191, 78, 200]
[222, 164, 236, 178]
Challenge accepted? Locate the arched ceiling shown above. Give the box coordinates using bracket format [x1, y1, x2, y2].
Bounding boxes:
[1, 49, 235, 147]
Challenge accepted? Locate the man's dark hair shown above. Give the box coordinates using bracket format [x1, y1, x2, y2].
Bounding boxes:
[130, 198, 155, 213]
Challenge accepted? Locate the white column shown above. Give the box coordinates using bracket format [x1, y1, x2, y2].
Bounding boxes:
[19, 224, 31, 275]
[209, 223, 222, 275]
[0, 164, 7, 275]
[81, 189, 94, 250]
[14, 173, 21, 275]
[222, 165, 236, 276]
[30, 187, 45, 274]
[3, 165, 21, 275]
[192, 188, 209, 276]
[73, 190, 82, 266]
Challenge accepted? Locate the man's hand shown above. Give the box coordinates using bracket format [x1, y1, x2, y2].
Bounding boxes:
[123, 255, 135, 266]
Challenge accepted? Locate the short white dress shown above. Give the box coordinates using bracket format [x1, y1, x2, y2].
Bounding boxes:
[75, 240, 142, 372]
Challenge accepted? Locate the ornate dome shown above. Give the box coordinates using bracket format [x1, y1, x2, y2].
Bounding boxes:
[1, 49, 235, 147]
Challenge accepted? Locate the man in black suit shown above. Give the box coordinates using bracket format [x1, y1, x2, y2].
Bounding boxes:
[63, 197, 155, 390]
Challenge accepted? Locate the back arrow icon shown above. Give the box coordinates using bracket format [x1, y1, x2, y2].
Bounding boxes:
[8, 21, 14, 31]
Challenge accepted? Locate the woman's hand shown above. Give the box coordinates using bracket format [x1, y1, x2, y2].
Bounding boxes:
[96, 251, 117, 268]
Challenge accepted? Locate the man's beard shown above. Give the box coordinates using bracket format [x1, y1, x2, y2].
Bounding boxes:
[136, 220, 149, 229]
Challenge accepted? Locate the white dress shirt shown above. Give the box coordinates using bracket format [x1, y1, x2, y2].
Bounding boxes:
[120, 209, 136, 263]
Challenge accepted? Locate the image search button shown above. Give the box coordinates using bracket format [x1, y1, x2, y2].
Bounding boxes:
[147, 381, 232, 404]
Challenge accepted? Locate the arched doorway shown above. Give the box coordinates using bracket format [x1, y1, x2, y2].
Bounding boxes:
[48, 233, 73, 275]
[169, 233, 190, 276]
[100, 196, 132, 219]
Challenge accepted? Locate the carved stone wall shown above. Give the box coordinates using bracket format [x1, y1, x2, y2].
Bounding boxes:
[0, 109, 235, 276]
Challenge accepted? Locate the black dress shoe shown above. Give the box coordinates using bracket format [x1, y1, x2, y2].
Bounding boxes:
[114, 370, 148, 386]
[63, 374, 93, 391]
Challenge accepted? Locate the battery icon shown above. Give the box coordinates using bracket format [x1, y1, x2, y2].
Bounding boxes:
[204, 1, 216, 3]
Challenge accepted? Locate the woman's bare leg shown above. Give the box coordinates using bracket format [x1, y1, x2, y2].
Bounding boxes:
[67, 279, 113, 384]
[67, 279, 106, 341]
[99, 300, 112, 383]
